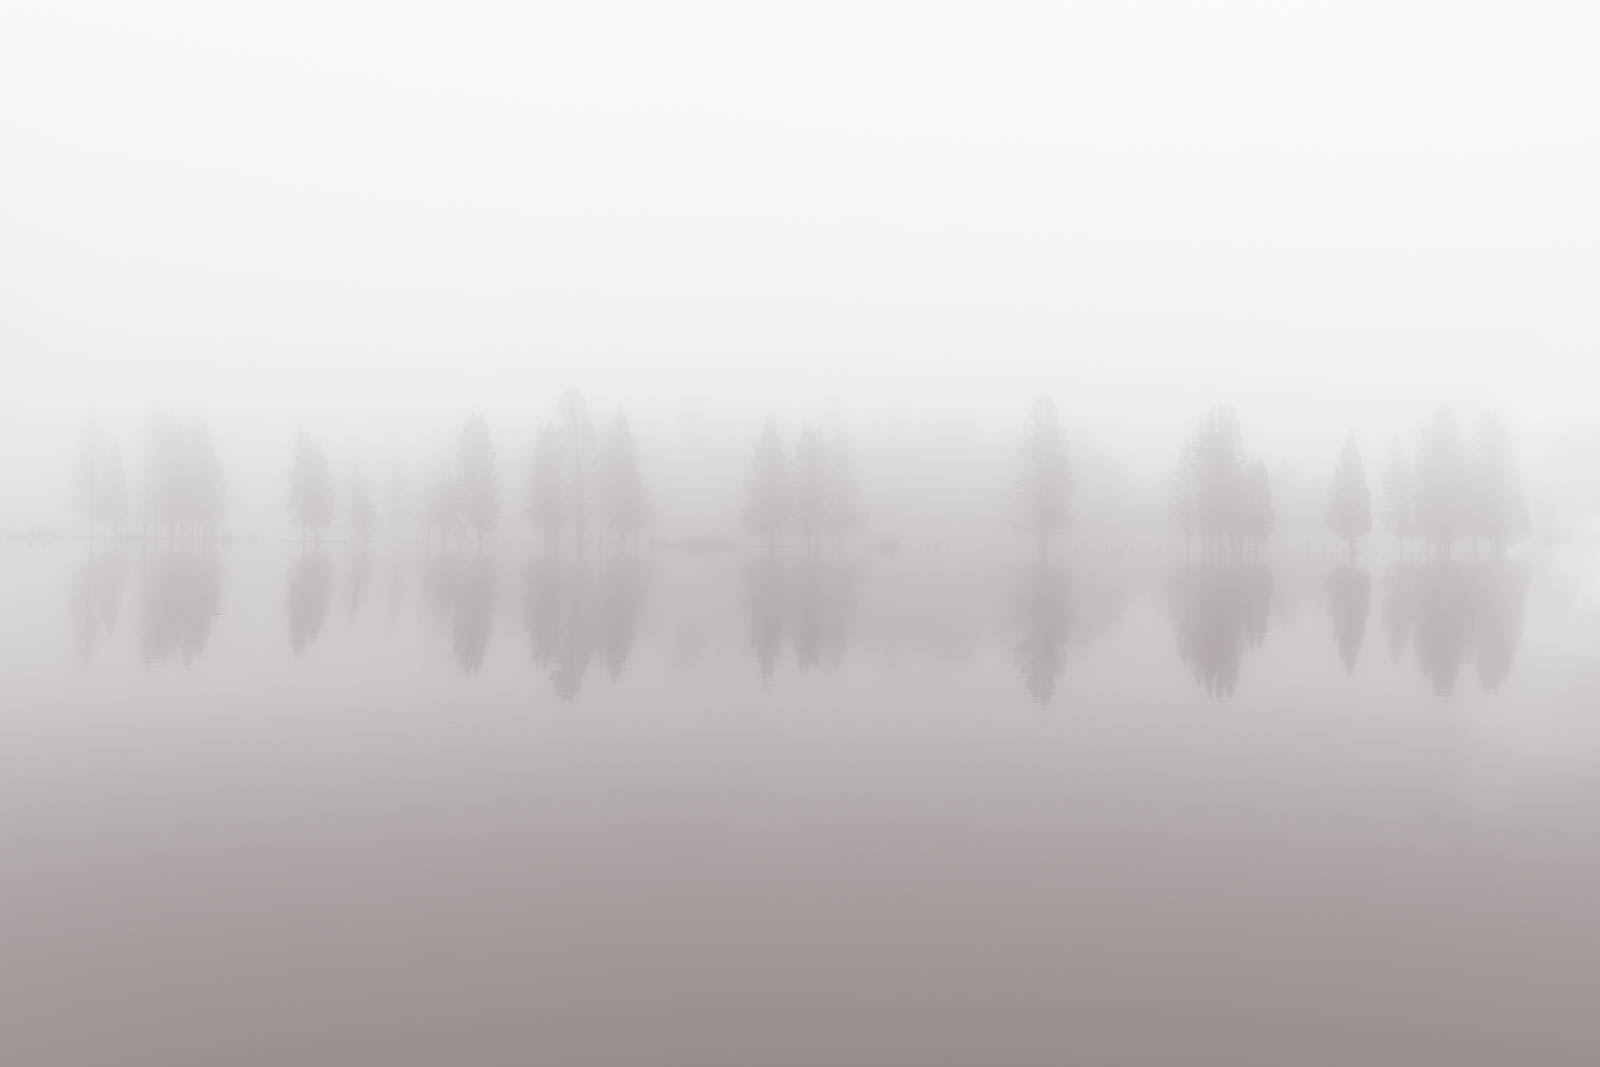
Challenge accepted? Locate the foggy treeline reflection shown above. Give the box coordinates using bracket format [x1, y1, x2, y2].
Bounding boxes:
[62, 545, 1535, 702]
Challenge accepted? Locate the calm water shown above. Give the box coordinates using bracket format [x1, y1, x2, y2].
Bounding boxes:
[5, 542, 1600, 1064]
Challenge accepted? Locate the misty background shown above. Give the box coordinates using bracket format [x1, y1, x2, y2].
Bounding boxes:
[5, 1, 1599, 536]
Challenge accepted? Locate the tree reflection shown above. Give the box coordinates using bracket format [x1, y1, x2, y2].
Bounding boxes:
[741, 555, 857, 678]
[1381, 557, 1529, 696]
[1323, 564, 1371, 673]
[71, 550, 127, 663]
[287, 551, 333, 654]
[1168, 561, 1273, 697]
[343, 550, 371, 622]
[424, 553, 497, 674]
[138, 549, 222, 664]
[1013, 561, 1072, 703]
[524, 551, 649, 698]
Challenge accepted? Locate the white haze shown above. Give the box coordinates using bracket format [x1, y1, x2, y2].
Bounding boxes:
[3, 0, 1598, 530]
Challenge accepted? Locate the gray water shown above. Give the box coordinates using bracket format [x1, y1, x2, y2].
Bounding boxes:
[5, 542, 1600, 1065]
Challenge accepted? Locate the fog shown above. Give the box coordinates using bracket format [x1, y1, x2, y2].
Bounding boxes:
[5, 3, 1600, 1065]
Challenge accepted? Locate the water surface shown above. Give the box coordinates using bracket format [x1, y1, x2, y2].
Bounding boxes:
[5, 543, 1600, 1065]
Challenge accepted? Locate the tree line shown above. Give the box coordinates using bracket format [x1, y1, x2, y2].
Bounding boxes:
[71, 399, 1532, 558]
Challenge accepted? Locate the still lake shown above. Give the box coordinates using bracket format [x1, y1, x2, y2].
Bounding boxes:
[5, 541, 1600, 1064]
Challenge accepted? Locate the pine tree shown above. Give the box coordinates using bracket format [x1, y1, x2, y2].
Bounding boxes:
[526, 421, 565, 549]
[456, 414, 497, 548]
[1324, 436, 1372, 554]
[744, 416, 791, 553]
[289, 431, 335, 541]
[1016, 397, 1073, 558]
[600, 412, 648, 548]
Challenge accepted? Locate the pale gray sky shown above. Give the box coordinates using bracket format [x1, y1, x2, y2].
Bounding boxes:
[4, 0, 1597, 525]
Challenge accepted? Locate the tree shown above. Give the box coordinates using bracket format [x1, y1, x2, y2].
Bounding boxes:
[600, 412, 648, 548]
[1242, 459, 1274, 551]
[75, 417, 128, 538]
[526, 421, 565, 549]
[456, 414, 497, 547]
[558, 390, 598, 549]
[1324, 436, 1371, 554]
[142, 412, 224, 539]
[1414, 408, 1469, 552]
[744, 415, 791, 552]
[1469, 414, 1528, 554]
[1380, 439, 1414, 549]
[347, 466, 376, 544]
[1015, 397, 1073, 558]
[1194, 408, 1246, 553]
[822, 428, 862, 551]
[793, 424, 829, 552]
[289, 431, 335, 541]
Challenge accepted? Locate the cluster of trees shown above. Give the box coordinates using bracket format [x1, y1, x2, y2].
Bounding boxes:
[1015, 398, 1074, 557]
[1380, 409, 1529, 554]
[72, 401, 1533, 560]
[744, 417, 862, 552]
[1170, 408, 1274, 557]
[287, 391, 649, 551]
[74, 420, 130, 538]
[76, 414, 225, 539]
[525, 390, 649, 551]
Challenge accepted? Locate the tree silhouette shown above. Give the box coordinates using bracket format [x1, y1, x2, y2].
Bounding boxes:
[75, 418, 129, 539]
[456, 414, 497, 548]
[287, 550, 333, 654]
[71, 550, 127, 662]
[1170, 434, 1201, 558]
[822, 428, 862, 551]
[1469, 414, 1529, 554]
[793, 424, 829, 552]
[744, 416, 791, 553]
[141, 413, 224, 540]
[346, 465, 375, 544]
[1324, 437, 1371, 555]
[1168, 561, 1273, 696]
[1242, 459, 1274, 552]
[1015, 398, 1073, 559]
[138, 548, 222, 663]
[1324, 564, 1371, 673]
[1014, 562, 1072, 703]
[558, 390, 598, 551]
[1380, 440, 1414, 551]
[1413, 408, 1469, 552]
[1172, 407, 1273, 557]
[600, 412, 648, 549]
[289, 431, 335, 542]
[526, 420, 565, 549]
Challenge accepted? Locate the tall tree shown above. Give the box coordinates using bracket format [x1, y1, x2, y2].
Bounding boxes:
[822, 428, 862, 551]
[347, 465, 376, 544]
[600, 412, 648, 548]
[456, 414, 497, 548]
[526, 421, 566, 549]
[1414, 408, 1468, 552]
[1324, 436, 1372, 554]
[75, 418, 128, 538]
[792, 424, 829, 552]
[744, 416, 791, 553]
[1469, 414, 1529, 554]
[1242, 459, 1274, 551]
[289, 431, 335, 541]
[558, 390, 598, 550]
[1380, 439, 1414, 549]
[1015, 397, 1073, 558]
